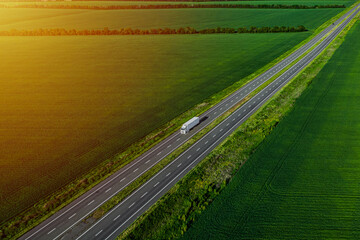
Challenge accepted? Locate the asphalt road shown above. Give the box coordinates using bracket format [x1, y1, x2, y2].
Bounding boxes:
[20, 5, 359, 240]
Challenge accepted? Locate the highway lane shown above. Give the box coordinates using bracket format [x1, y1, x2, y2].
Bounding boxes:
[76, 4, 360, 240]
[20, 5, 359, 240]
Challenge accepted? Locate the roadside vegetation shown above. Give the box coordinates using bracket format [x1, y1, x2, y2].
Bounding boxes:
[0, 25, 307, 36]
[115, 7, 360, 240]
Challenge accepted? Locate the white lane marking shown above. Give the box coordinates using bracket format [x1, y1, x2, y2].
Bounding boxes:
[226, 123, 229, 126]
[157, 152, 162, 156]
[133, 168, 138, 173]
[226, 104, 228, 106]
[220, 108, 222, 110]
[68, 213, 76, 220]
[196, 148, 200, 152]
[232, 118, 235, 121]
[154, 182, 160, 187]
[231, 100, 233, 102]
[205, 141, 208, 144]
[105, 188, 112, 193]
[87, 200, 95, 206]
[214, 112, 217, 114]
[145, 160, 150, 164]
[177, 138, 180, 141]
[113, 215, 121, 221]
[166, 172, 171, 177]
[187, 155, 192, 159]
[167, 145, 171, 148]
[128, 202, 135, 209]
[48, 228, 56, 235]
[243, 109, 246, 112]
[95, 230, 103, 237]
[177, 163, 182, 167]
[140, 192, 148, 198]
[220, 129, 223, 132]
[120, 177, 126, 182]
[238, 114, 241, 116]
[213, 134, 216, 138]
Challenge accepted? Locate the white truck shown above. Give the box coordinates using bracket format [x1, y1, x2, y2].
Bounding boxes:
[180, 117, 200, 134]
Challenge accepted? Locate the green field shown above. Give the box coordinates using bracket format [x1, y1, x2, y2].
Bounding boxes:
[0, 0, 354, 7]
[0, 33, 315, 221]
[0, 8, 343, 30]
[182, 19, 360, 240]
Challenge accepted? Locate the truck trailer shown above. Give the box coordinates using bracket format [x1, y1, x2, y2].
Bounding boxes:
[180, 117, 200, 134]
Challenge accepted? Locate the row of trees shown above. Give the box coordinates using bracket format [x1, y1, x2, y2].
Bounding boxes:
[0, 3, 346, 10]
[0, 26, 307, 36]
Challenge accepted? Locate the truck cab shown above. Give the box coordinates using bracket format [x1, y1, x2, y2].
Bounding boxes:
[180, 125, 188, 134]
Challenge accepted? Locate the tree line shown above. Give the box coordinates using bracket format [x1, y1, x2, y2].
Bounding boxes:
[0, 26, 307, 36]
[0, 3, 346, 10]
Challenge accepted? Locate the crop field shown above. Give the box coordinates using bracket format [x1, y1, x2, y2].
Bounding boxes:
[0, 0, 355, 7]
[0, 8, 343, 30]
[182, 20, 360, 240]
[0, 1, 347, 223]
[0, 32, 312, 222]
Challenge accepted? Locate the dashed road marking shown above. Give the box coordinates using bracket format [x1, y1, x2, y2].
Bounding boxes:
[141, 192, 148, 198]
[105, 188, 112, 193]
[113, 215, 121, 221]
[87, 200, 95, 206]
[95, 230, 103, 237]
[133, 168, 138, 173]
[128, 202, 135, 209]
[48, 228, 56, 235]
[120, 177, 126, 182]
[166, 172, 171, 177]
[154, 182, 160, 187]
[68, 213, 76, 220]
[177, 163, 182, 167]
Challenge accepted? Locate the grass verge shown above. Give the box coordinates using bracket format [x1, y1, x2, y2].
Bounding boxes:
[116, 6, 360, 240]
[1, 4, 356, 240]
